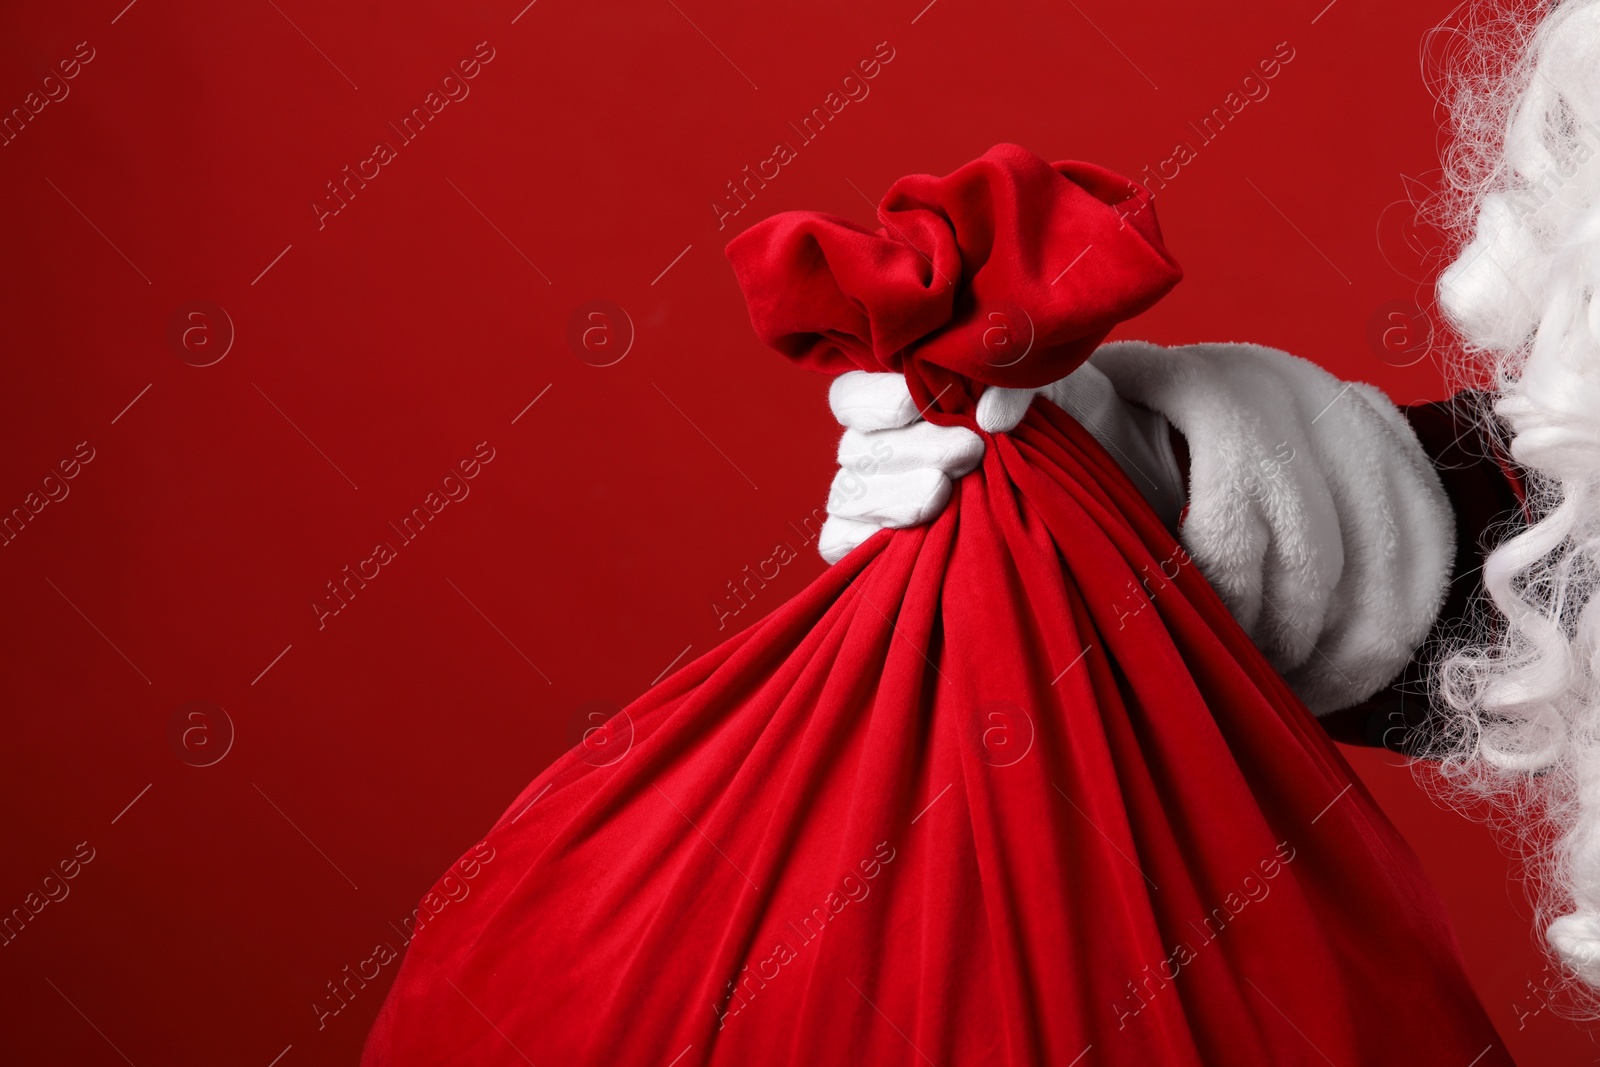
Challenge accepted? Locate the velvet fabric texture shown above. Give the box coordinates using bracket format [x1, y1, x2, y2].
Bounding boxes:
[362, 146, 1509, 1065]
[726, 143, 1182, 422]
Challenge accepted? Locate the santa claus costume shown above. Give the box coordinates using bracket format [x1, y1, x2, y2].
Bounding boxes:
[359, 138, 1523, 1065]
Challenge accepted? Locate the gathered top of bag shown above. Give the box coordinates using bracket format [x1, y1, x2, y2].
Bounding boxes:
[725, 143, 1183, 418]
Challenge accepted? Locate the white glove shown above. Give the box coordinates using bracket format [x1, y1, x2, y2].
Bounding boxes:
[818, 365, 1184, 563]
[1092, 341, 1454, 713]
[818, 372, 985, 564]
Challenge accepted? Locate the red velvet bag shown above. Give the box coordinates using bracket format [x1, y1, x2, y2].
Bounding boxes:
[362, 145, 1509, 1066]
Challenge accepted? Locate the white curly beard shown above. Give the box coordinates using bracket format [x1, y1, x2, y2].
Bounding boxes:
[1433, 0, 1600, 1001]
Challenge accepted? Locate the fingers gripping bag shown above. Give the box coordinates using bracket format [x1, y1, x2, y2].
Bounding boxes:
[362, 144, 1509, 1067]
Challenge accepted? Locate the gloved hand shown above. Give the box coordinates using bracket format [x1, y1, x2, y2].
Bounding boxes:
[818, 371, 985, 564]
[818, 364, 1185, 564]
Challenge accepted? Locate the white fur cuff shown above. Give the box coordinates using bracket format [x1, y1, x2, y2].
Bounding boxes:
[1093, 341, 1456, 714]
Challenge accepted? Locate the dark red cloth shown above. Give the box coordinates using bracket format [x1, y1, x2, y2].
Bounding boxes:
[362, 146, 1509, 1065]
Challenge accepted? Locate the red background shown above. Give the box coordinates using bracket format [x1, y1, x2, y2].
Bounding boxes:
[1, 0, 1592, 1063]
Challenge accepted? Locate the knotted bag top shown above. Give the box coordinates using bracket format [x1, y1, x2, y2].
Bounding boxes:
[725, 143, 1182, 426]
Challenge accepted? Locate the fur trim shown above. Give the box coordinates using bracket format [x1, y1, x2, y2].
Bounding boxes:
[1094, 341, 1456, 713]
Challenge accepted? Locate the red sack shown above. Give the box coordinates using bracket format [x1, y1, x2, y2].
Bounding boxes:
[362, 145, 1508, 1066]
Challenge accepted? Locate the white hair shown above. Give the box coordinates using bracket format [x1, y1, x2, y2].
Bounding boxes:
[1428, 0, 1600, 1007]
